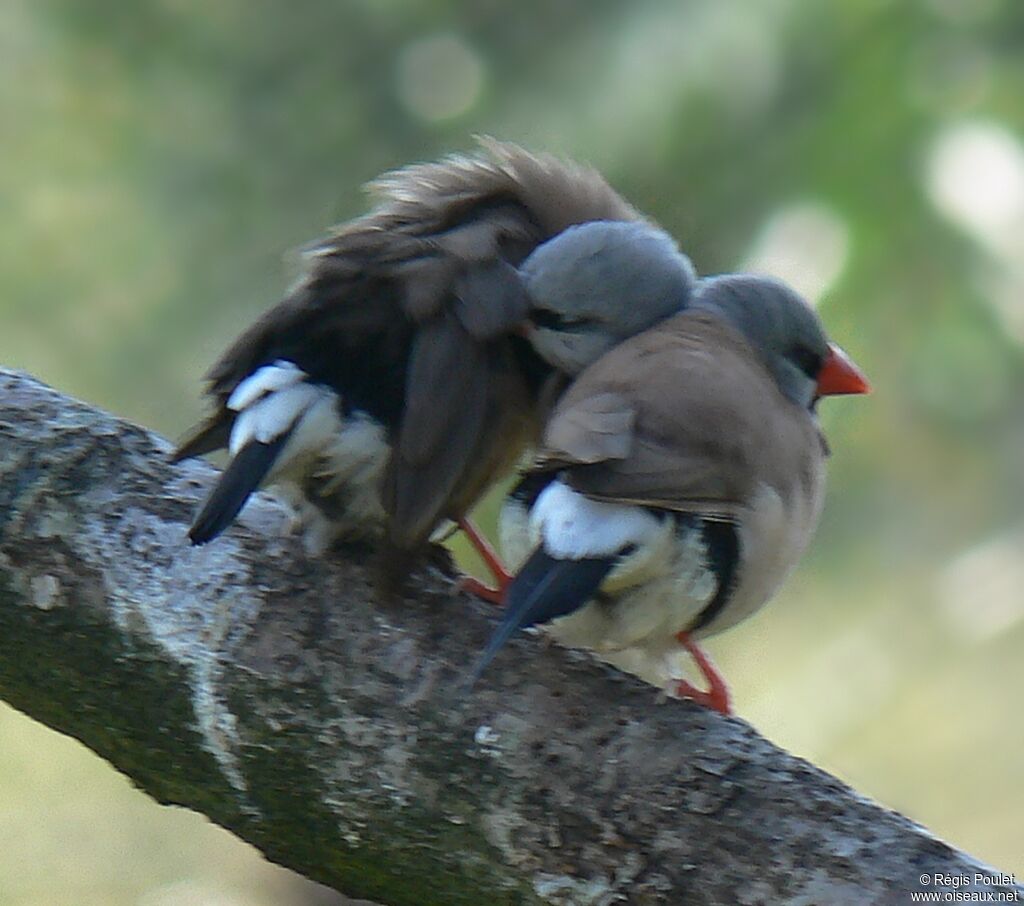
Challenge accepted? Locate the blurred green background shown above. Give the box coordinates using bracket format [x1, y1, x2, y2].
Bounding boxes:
[2, 0, 1023, 902]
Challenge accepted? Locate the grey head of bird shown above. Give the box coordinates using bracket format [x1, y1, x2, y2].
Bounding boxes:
[519, 220, 697, 376]
[690, 274, 870, 410]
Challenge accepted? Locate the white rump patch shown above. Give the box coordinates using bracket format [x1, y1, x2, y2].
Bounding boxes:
[532, 481, 661, 560]
[226, 361, 347, 482]
[229, 382, 329, 454]
[227, 360, 304, 412]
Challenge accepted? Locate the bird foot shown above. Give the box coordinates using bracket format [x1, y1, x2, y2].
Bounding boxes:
[671, 632, 733, 715]
[457, 575, 509, 606]
[457, 517, 512, 607]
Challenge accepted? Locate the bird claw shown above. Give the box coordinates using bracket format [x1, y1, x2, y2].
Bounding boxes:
[457, 575, 508, 606]
[457, 517, 512, 607]
[671, 632, 733, 715]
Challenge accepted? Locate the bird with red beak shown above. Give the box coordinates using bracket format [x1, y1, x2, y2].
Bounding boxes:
[476, 275, 870, 713]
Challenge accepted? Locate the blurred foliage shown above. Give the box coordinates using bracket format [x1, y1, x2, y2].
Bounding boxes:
[2, 0, 1024, 901]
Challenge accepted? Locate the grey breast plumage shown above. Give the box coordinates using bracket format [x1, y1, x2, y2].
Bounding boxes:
[174, 139, 697, 558]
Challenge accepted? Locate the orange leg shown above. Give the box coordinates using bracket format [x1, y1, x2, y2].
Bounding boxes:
[456, 518, 512, 607]
[672, 632, 732, 715]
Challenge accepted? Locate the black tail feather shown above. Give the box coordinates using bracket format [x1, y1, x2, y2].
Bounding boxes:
[471, 547, 615, 684]
[188, 435, 289, 545]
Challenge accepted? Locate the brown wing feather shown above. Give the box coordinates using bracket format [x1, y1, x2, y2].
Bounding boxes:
[396, 312, 485, 469]
[540, 391, 636, 466]
[539, 312, 822, 518]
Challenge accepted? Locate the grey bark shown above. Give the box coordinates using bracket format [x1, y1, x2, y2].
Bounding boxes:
[0, 367, 1017, 906]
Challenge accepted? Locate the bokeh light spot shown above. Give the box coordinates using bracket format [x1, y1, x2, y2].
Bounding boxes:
[742, 202, 850, 305]
[938, 528, 1024, 642]
[927, 121, 1024, 344]
[396, 33, 484, 123]
[927, 121, 1024, 244]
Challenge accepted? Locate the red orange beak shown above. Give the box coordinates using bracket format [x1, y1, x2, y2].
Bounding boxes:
[817, 343, 871, 397]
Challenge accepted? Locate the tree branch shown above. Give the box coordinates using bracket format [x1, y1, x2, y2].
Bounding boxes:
[0, 367, 1017, 906]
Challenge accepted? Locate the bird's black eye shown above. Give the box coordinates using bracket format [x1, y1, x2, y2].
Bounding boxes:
[529, 308, 594, 331]
[788, 345, 823, 379]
